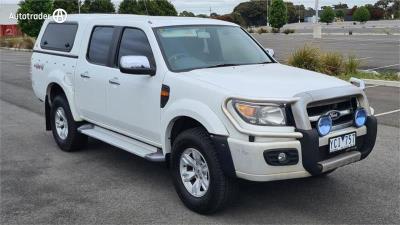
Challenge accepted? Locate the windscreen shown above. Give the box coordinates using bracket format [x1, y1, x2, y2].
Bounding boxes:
[155, 25, 273, 72]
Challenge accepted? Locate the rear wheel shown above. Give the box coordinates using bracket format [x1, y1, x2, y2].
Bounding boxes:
[50, 95, 87, 151]
[171, 127, 237, 214]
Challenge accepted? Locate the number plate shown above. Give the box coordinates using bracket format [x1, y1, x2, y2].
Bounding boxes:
[329, 132, 356, 153]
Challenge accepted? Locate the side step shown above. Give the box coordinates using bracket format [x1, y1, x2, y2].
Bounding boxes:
[78, 124, 165, 162]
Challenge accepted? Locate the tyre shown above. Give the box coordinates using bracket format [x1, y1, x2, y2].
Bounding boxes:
[50, 95, 87, 152]
[170, 127, 237, 214]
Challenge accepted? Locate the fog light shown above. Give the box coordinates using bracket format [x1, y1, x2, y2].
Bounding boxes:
[317, 115, 332, 136]
[354, 108, 367, 127]
[263, 149, 299, 166]
[278, 152, 287, 163]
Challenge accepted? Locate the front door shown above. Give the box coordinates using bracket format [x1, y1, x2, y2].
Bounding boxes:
[106, 27, 163, 145]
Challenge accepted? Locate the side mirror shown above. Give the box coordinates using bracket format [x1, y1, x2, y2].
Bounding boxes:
[264, 48, 275, 58]
[120, 55, 156, 76]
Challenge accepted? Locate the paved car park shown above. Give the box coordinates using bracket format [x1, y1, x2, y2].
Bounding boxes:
[282, 20, 400, 35]
[253, 34, 400, 72]
[1, 49, 399, 224]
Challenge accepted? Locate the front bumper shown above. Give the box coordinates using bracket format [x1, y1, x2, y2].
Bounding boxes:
[227, 116, 377, 182]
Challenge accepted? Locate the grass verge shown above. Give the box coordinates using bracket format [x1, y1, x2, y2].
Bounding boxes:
[339, 72, 399, 81]
[0, 36, 35, 49]
[288, 45, 399, 81]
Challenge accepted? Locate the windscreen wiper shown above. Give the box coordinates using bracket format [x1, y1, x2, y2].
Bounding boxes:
[259, 61, 275, 64]
[205, 63, 240, 69]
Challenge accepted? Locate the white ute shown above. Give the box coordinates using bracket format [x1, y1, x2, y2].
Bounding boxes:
[31, 14, 377, 214]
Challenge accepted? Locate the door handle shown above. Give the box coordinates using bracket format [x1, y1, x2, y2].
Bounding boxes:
[80, 72, 90, 79]
[109, 78, 120, 86]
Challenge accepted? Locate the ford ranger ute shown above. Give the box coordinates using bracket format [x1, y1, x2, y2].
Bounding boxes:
[31, 15, 377, 214]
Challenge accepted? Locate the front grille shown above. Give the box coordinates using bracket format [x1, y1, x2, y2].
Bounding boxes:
[307, 97, 358, 130]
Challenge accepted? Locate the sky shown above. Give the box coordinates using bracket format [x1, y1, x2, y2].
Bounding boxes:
[0, 0, 381, 15]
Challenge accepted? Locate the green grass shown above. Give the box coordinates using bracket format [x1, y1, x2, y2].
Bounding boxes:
[338, 71, 400, 81]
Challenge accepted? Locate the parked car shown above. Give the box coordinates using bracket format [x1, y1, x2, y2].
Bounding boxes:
[31, 15, 377, 214]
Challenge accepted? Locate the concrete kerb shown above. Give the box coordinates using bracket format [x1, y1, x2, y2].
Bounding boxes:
[363, 79, 400, 87]
[0, 47, 33, 52]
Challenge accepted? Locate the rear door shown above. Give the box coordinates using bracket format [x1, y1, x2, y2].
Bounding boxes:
[75, 26, 117, 123]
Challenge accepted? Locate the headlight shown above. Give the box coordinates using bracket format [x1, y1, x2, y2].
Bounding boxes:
[233, 100, 286, 126]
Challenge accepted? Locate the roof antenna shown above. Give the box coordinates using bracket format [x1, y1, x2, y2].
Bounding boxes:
[144, 0, 149, 15]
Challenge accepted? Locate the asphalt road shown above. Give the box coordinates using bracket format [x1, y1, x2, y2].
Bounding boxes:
[253, 34, 400, 72]
[1, 49, 399, 224]
[282, 20, 400, 35]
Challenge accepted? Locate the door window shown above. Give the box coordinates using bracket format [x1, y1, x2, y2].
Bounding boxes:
[41, 23, 78, 52]
[117, 28, 155, 68]
[87, 26, 115, 66]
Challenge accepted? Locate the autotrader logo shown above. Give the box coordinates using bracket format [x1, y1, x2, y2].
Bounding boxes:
[53, 9, 67, 23]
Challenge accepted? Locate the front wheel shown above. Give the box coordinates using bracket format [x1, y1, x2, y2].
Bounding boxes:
[171, 127, 237, 214]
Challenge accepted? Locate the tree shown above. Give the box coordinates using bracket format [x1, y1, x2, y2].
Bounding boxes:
[118, 0, 177, 16]
[304, 7, 315, 17]
[388, 0, 399, 19]
[268, 0, 287, 30]
[118, 0, 140, 14]
[17, 0, 53, 37]
[196, 14, 208, 18]
[81, 0, 115, 13]
[210, 12, 219, 17]
[365, 4, 384, 20]
[394, 9, 400, 19]
[333, 3, 348, 9]
[374, 0, 394, 19]
[231, 12, 247, 27]
[234, 0, 268, 27]
[286, 2, 297, 23]
[118, 0, 148, 14]
[320, 6, 335, 24]
[212, 13, 246, 27]
[179, 11, 195, 17]
[353, 6, 371, 23]
[154, 0, 177, 16]
[286, 3, 305, 23]
[213, 14, 234, 23]
[53, 0, 79, 14]
[335, 9, 345, 19]
[295, 4, 306, 22]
